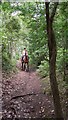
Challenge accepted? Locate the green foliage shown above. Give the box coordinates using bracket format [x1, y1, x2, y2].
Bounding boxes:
[1, 1, 68, 81]
[2, 52, 13, 71]
[2, 2, 11, 11]
[37, 60, 49, 77]
[6, 17, 21, 32]
[15, 53, 20, 60]
[42, 73, 66, 98]
[56, 48, 64, 71]
[1, 2, 21, 71]
[1, 2, 67, 118]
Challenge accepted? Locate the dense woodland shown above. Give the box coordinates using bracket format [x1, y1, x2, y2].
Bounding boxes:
[1, 1, 68, 120]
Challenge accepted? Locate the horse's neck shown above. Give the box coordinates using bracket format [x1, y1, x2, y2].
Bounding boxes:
[23, 55, 28, 63]
[25, 55, 27, 59]
[24, 55, 27, 59]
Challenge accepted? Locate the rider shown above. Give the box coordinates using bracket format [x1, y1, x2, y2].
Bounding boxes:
[22, 48, 28, 57]
[22, 48, 28, 61]
[21, 48, 29, 71]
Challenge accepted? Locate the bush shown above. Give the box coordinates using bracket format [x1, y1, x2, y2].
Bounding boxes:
[2, 52, 16, 72]
[37, 60, 49, 78]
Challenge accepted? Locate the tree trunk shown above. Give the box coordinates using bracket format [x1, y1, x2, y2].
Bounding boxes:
[49, 22, 63, 119]
[65, 65, 68, 119]
[65, 29, 68, 120]
[45, 3, 64, 119]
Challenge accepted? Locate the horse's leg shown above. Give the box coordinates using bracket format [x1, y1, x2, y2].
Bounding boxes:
[27, 63, 29, 71]
[23, 63, 26, 71]
[26, 63, 29, 72]
[22, 62, 23, 70]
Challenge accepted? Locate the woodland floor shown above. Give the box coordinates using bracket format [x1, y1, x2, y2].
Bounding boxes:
[2, 61, 56, 119]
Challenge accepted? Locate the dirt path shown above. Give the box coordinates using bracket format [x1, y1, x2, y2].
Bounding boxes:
[2, 62, 55, 119]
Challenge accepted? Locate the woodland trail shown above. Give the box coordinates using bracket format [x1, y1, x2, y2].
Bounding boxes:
[2, 61, 55, 119]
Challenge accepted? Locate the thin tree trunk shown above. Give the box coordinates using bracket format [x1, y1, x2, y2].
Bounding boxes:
[49, 22, 63, 119]
[45, 3, 64, 119]
[65, 23, 68, 120]
[63, 46, 66, 81]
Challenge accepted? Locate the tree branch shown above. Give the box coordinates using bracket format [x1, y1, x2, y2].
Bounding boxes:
[50, 2, 59, 22]
[3, 92, 44, 108]
[45, 2, 50, 27]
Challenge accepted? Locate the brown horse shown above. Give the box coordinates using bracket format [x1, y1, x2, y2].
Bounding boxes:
[21, 55, 29, 72]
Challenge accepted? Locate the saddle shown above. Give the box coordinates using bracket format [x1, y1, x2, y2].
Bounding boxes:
[22, 55, 28, 63]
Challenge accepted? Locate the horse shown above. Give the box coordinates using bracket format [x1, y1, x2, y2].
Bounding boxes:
[21, 55, 29, 72]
